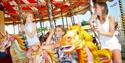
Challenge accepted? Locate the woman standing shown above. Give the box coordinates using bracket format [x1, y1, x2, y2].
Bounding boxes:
[89, 2, 122, 63]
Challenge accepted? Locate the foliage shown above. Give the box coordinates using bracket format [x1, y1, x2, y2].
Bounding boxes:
[81, 20, 89, 26]
[37, 27, 49, 33]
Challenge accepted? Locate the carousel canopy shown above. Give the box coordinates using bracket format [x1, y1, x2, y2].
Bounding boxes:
[0, 0, 113, 25]
[0, 0, 90, 24]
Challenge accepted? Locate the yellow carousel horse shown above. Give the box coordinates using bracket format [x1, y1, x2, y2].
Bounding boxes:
[0, 32, 59, 63]
[59, 25, 112, 63]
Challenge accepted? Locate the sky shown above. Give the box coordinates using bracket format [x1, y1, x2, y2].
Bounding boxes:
[122, 0, 125, 12]
[5, 0, 125, 34]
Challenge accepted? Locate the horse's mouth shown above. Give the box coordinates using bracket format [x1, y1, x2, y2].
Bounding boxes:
[99, 54, 110, 61]
[62, 45, 75, 52]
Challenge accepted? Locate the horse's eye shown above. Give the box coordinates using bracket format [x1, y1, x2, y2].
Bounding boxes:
[66, 37, 71, 41]
[76, 31, 79, 35]
[67, 37, 70, 39]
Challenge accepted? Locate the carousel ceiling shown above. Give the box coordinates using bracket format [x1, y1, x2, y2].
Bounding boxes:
[0, 0, 113, 24]
[0, 0, 90, 24]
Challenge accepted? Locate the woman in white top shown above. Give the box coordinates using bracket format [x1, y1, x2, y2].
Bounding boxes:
[20, 12, 41, 63]
[89, 2, 122, 63]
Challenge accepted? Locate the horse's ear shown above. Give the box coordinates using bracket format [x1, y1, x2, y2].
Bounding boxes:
[0, 32, 5, 37]
[76, 31, 80, 35]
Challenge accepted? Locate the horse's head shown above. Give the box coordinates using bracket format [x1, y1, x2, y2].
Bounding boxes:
[0, 32, 5, 43]
[0, 32, 26, 50]
[0, 32, 15, 43]
[0, 32, 11, 51]
[60, 25, 93, 53]
[0, 32, 9, 43]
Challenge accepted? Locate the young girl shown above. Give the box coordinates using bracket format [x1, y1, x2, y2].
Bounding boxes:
[20, 12, 41, 63]
[89, 2, 122, 63]
[46, 25, 77, 63]
[46, 25, 65, 46]
[46, 25, 65, 61]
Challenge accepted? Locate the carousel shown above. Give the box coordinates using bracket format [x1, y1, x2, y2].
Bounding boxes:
[0, 0, 125, 63]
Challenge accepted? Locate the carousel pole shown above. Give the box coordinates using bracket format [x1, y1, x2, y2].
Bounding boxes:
[47, 0, 54, 29]
[90, 0, 101, 49]
[37, 0, 45, 42]
[119, 0, 125, 36]
[76, 14, 81, 26]
[50, 1, 56, 27]
[69, 0, 75, 25]
[17, 0, 29, 48]
[66, 14, 68, 29]
[18, 24, 19, 33]
[17, 0, 23, 24]
[13, 23, 15, 34]
[72, 15, 75, 24]
[37, 0, 42, 33]
[47, 0, 57, 44]
[119, 0, 125, 58]
[60, 8, 65, 28]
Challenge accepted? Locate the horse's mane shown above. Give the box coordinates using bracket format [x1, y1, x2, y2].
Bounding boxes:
[0, 32, 5, 43]
[13, 35, 26, 50]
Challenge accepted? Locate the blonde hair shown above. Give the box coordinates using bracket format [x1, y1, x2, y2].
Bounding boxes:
[23, 12, 34, 24]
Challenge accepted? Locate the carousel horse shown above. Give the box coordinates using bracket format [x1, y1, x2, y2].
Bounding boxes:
[0, 32, 27, 63]
[1, 32, 59, 63]
[59, 25, 112, 63]
[0, 32, 10, 53]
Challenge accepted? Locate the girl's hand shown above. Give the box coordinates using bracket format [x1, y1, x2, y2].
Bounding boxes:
[54, 43, 60, 48]
[93, 28, 99, 32]
[90, 14, 97, 21]
[93, 27, 104, 35]
[89, 14, 97, 29]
